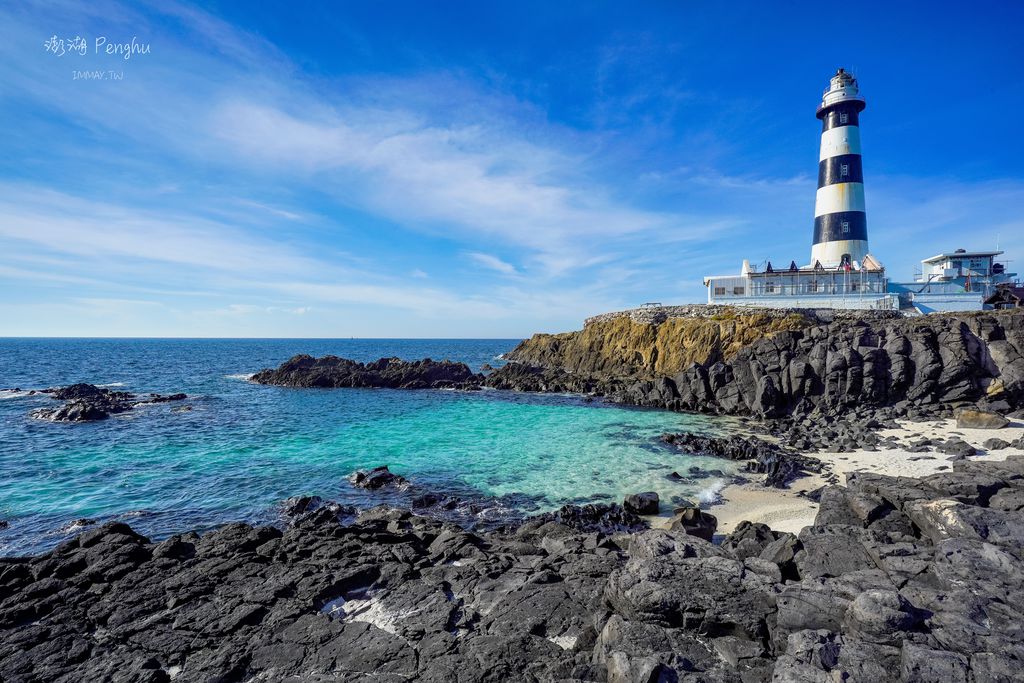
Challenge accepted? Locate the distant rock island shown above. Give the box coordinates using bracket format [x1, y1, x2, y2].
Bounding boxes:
[251, 355, 483, 390]
[29, 383, 188, 422]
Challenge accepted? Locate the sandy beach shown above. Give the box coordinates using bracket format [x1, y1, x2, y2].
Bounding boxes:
[711, 417, 1024, 535]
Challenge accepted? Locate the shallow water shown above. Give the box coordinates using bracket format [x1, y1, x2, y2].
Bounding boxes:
[0, 338, 736, 555]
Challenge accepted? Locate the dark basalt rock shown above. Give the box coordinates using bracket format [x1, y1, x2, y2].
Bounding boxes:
[347, 465, 410, 491]
[666, 506, 717, 541]
[252, 354, 483, 390]
[520, 502, 648, 535]
[31, 384, 188, 422]
[144, 392, 188, 403]
[496, 311, 1024, 422]
[662, 432, 821, 488]
[482, 361, 611, 394]
[983, 437, 1010, 451]
[622, 491, 659, 515]
[5, 458, 1024, 681]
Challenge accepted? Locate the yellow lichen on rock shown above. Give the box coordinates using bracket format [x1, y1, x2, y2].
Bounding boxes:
[507, 307, 813, 378]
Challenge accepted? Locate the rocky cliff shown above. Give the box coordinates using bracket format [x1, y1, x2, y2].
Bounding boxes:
[506, 305, 823, 378]
[498, 306, 1024, 419]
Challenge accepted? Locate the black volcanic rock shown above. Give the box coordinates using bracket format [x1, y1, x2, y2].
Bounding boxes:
[347, 465, 410, 491]
[482, 362, 611, 394]
[662, 432, 820, 488]
[252, 354, 483, 389]
[497, 310, 1024, 421]
[30, 384, 189, 423]
[5, 458, 1024, 681]
[518, 502, 648, 535]
[666, 505, 717, 541]
[623, 491, 659, 515]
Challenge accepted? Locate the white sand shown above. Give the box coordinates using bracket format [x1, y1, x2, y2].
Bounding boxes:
[710, 417, 1024, 535]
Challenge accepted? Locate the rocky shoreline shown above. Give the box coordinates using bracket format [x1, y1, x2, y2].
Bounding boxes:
[5, 306, 1024, 681]
[3, 455, 1023, 682]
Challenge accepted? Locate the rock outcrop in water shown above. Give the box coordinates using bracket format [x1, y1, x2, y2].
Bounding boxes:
[496, 308, 1024, 419]
[252, 355, 483, 390]
[661, 432, 823, 488]
[3, 457, 1024, 682]
[30, 384, 187, 422]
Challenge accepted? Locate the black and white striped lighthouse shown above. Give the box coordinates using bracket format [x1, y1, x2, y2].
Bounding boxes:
[811, 68, 868, 269]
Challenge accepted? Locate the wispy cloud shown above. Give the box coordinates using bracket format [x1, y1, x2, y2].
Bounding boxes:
[466, 252, 518, 275]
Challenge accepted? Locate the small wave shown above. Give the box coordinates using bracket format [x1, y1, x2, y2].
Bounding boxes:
[225, 373, 254, 381]
[697, 479, 726, 505]
[0, 390, 36, 400]
[98, 382, 125, 387]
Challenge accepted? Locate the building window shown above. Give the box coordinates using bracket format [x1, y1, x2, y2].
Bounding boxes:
[714, 287, 725, 296]
[851, 282, 859, 292]
[840, 163, 849, 177]
[765, 283, 776, 294]
[733, 286, 745, 295]
[842, 221, 850, 234]
[809, 282, 818, 293]
[839, 111, 848, 124]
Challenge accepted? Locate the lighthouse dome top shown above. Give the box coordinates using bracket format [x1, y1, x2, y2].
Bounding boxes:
[817, 67, 866, 118]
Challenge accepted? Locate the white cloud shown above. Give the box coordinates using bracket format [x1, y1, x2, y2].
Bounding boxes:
[466, 252, 518, 275]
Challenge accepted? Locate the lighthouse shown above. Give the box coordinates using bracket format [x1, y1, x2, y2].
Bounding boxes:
[811, 68, 868, 269]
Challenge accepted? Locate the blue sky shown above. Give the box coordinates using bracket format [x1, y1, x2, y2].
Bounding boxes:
[1, 1, 1022, 337]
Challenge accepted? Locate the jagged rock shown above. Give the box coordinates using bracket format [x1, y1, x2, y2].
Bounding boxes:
[665, 506, 716, 541]
[521, 503, 647, 535]
[7, 458, 1024, 681]
[30, 383, 187, 423]
[347, 465, 409, 490]
[622, 492, 659, 516]
[720, 520, 779, 560]
[842, 589, 922, 645]
[936, 437, 978, 458]
[955, 408, 1010, 430]
[921, 472, 1007, 506]
[905, 499, 1024, 546]
[901, 642, 970, 682]
[661, 432, 819, 488]
[252, 355, 483, 389]
[499, 309, 1024, 420]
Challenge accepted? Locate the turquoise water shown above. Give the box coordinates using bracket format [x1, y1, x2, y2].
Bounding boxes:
[0, 339, 735, 555]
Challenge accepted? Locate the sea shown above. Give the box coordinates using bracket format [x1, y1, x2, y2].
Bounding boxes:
[0, 338, 738, 556]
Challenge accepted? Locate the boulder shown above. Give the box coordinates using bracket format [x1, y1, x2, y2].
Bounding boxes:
[955, 408, 1009, 430]
[666, 507, 716, 541]
[842, 589, 922, 645]
[622, 492, 659, 516]
[347, 466, 409, 490]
